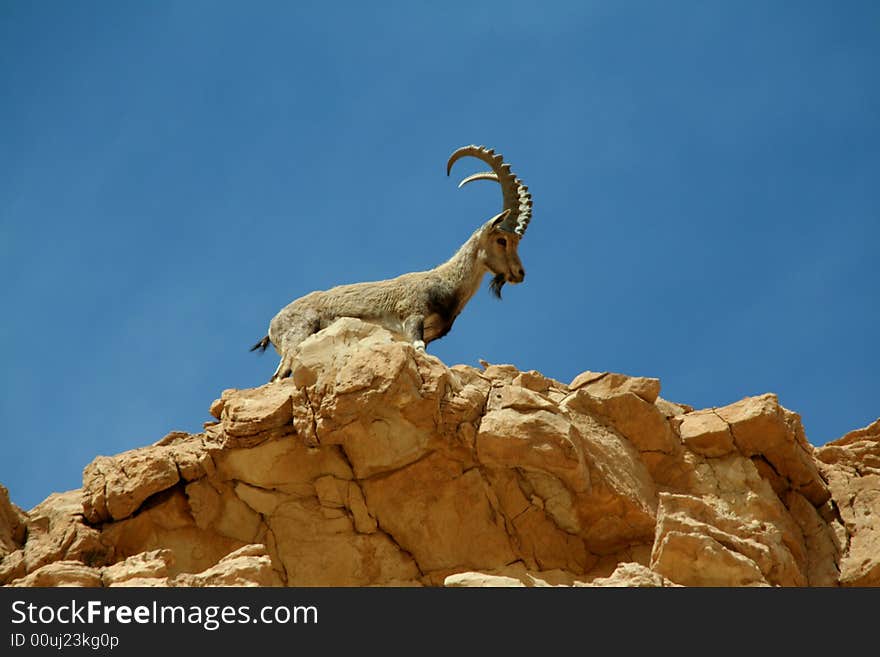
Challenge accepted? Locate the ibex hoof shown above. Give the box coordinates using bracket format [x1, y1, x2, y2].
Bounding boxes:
[413, 340, 426, 352]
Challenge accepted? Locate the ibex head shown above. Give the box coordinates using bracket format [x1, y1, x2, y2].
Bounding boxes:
[447, 145, 533, 298]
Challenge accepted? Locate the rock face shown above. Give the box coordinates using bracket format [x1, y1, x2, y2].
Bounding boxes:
[1, 319, 877, 587]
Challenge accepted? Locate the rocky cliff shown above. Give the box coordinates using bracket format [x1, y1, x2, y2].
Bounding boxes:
[1, 318, 877, 587]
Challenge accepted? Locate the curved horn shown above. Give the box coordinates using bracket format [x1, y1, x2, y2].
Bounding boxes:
[446, 145, 532, 236]
[457, 171, 498, 187]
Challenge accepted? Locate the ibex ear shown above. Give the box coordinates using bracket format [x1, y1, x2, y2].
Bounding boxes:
[488, 209, 511, 229]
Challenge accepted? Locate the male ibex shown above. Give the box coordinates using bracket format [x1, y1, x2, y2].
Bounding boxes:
[252, 145, 533, 382]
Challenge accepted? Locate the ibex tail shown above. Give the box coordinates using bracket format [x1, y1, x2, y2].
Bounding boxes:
[250, 336, 271, 353]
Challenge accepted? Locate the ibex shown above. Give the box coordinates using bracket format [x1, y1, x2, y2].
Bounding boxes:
[252, 145, 533, 382]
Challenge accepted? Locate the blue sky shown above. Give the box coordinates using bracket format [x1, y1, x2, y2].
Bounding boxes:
[1, 1, 878, 510]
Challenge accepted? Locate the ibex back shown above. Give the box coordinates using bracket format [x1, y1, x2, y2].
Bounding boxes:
[252, 145, 533, 382]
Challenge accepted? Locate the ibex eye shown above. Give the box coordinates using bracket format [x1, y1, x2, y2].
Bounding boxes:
[496, 238, 507, 247]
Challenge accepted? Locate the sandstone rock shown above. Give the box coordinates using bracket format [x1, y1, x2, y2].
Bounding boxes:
[363, 452, 516, 572]
[652, 531, 768, 586]
[481, 467, 595, 574]
[0, 484, 26, 558]
[570, 371, 661, 404]
[479, 398, 658, 554]
[82, 436, 212, 523]
[1, 490, 110, 586]
[480, 363, 522, 385]
[0, 549, 25, 585]
[815, 419, 880, 586]
[715, 394, 829, 505]
[815, 418, 880, 471]
[285, 319, 451, 478]
[444, 572, 526, 587]
[261, 496, 420, 586]
[513, 370, 564, 396]
[650, 480, 807, 587]
[101, 549, 174, 586]
[219, 384, 294, 438]
[676, 409, 736, 457]
[655, 397, 694, 418]
[9, 545, 281, 587]
[170, 544, 282, 587]
[442, 562, 580, 587]
[584, 562, 676, 587]
[10, 561, 104, 587]
[785, 491, 840, 586]
[3, 320, 877, 588]
[563, 383, 678, 454]
[442, 561, 674, 587]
